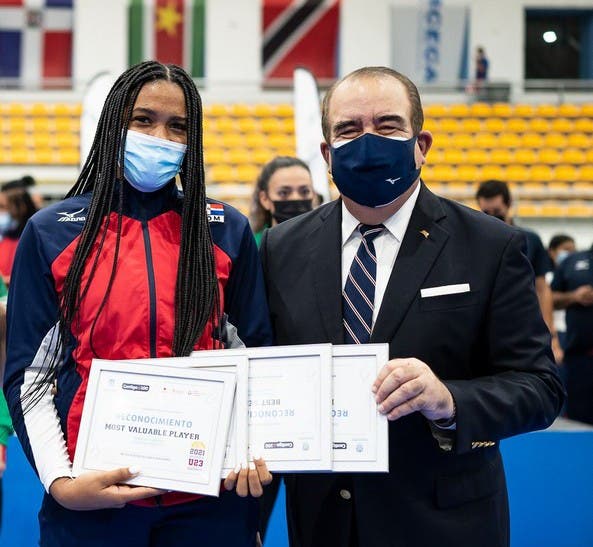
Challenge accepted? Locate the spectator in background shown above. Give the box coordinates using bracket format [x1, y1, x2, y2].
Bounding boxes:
[0, 175, 44, 210]
[0, 181, 39, 284]
[475, 46, 489, 83]
[249, 156, 315, 246]
[551, 244, 593, 425]
[476, 179, 562, 363]
[547, 234, 577, 355]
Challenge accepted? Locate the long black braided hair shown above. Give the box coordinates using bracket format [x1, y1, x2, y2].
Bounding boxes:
[23, 61, 219, 412]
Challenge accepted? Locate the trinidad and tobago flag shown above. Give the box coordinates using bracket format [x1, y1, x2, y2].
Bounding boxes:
[0, 0, 73, 87]
[262, 0, 340, 85]
[128, 0, 205, 78]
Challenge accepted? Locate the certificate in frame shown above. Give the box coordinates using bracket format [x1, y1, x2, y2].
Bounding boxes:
[194, 344, 333, 472]
[127, 355, 249, 477]
[331, 344, 389, 472]
[73, 359, 236, 496]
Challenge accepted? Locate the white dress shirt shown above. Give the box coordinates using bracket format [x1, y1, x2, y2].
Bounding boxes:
[341, 183, 421, 324]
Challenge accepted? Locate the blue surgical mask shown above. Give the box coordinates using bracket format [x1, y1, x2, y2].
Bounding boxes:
[330, 133, 421, 208]
[123, 130, 187, 192]
[556, 250, 572, 265]
[0, 212, 12, 234]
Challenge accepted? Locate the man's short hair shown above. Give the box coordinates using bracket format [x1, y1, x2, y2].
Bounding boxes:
[548, 234, 575, 251]
[476, 179, 512, 207]
[321, 66, 424, 143]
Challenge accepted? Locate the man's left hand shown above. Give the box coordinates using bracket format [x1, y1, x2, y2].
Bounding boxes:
[372, 358, 454, 422]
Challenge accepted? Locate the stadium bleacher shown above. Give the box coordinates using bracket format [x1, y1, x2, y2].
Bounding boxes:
[1, 100, 593, 217]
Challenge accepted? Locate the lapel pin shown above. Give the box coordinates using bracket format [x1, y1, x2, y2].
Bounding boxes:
[420, 229, 429, 239]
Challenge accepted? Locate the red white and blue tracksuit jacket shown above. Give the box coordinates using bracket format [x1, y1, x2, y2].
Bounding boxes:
[3, 181, 273, 506]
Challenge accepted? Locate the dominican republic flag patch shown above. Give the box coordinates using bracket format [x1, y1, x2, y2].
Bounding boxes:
[207, 203, 224, 223]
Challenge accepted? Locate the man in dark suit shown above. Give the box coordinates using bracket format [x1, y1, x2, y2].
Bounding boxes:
[259, 67, 564, 547]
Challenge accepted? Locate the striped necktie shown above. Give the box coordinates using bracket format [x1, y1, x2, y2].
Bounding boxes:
[343, 224, 385, 344]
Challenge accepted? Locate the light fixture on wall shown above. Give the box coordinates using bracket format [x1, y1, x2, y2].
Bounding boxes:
[542, 30, 558, 43]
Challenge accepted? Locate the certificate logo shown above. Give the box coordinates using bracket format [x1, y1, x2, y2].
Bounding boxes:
[187, 440, 207, 469]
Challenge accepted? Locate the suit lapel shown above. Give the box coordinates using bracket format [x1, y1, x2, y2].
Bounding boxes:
[371, 184, 449, 343]
[310, 200, 344, 344]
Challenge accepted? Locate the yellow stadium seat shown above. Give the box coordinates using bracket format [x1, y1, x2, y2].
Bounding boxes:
[566, 202, 593, 217]
[513, 149, 537, 165]
[554, 164, 579, 182]
[56, 148, 79, 164]
[535, 104, 558, 118]
[572, 182, 593, 195]
[7, 103, 27, 116]
[442, 149, 466, 165]
[513, 104, 535, 118]
[230, 103, 253, 118]
[489, 149, 513, 164]
[281, 118, 295, 133]
[214, 117, 235, 133]
[538, 148, 562, 165]
[252, 149, 274, 165]
[423, 118, 439, 133]
[518, 182, 545, 195]
[219, 133, 245, 149]
[439, 118, 462, 133]
[497, 133, 521, 148]
[558, 103, 580, 118]
[277, 145, 296, 157]
[203, 148, 227, 165]
[544, 133, 567, 148]
[491, 103, 512, 118]
[423, 104, 448, 118]
[236, 164, 260, 183]
[480, 165, 506, 180]
[445, 182, 471, 195]
[448, 104, 470, 118]
[427, 148, 444, 164]
[579, 103, 593, 117]
[550, 118, 573, 133]
[585, 149, 593, 164]
[424, 165, 456, 183]
[521, 133, 544, 148]
[560, 149, 584, 165]
[8, 133, 28, 148]
[483, 118, 505, 133]
[466, 149, 489, 165]
[445, 134, 474, 149]
[577, 166, 593, 182]
[32, 148, 55, 164]
[31, 118, 52, 132]
[237, 118, 260, 134]
[529, 165, 553, 182]
[30, 102, 51, 117]
[54, 118, 76, 133]
[260, 118, 285, 134]
[32, 133, 52, 148]
[540, 202, 564, 217]
[474, 133, 498, 149]
[52, 103, 77, 117]
[528, 118, 550, 133]
[244, 133, 267, 149]
[506, 118, 529, 133]
[460, 118, 482, 133]
[209, 165, 236, 183]
[227, 149, 253, 165]
[516, 203, 540, 217]
[567, 133, 590, 149]
[253, 104, 275, 118]
[506, 165, 530, 183]
[56, 134, 78, 148]
[7, 148, 30, 164]
[205, 104, 230, 117]
[574, 118, 593, 132]
[469, 103, 492, 117]
[273, 104, 293, 118]
[547, 181, 571, 193]
[6, 118, 28, 132]
[267, 134, 294, 149]
[456, 165, 480, 182]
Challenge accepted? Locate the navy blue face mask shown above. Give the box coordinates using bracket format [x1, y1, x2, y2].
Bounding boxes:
[330, 133, 421, 208]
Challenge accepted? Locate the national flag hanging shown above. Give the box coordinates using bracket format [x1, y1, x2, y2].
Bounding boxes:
[0, 0, 73, 88]
[128, 0, 205, 78]
[263, 0, 340, 85]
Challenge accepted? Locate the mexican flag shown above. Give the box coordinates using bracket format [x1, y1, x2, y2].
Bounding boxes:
[128, 0, 205, 77]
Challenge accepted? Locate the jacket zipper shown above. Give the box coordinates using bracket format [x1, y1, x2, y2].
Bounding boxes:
[141, 219, 157, 358]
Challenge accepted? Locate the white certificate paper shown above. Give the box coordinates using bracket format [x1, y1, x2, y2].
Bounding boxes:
[73, 359, 236, 496]
[127, 355, 249, 477]
[331, 344, 389, 472]
[194, 345, 333, 472]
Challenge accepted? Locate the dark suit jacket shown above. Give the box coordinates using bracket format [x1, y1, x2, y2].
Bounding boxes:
[260, 183, 564, 547]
